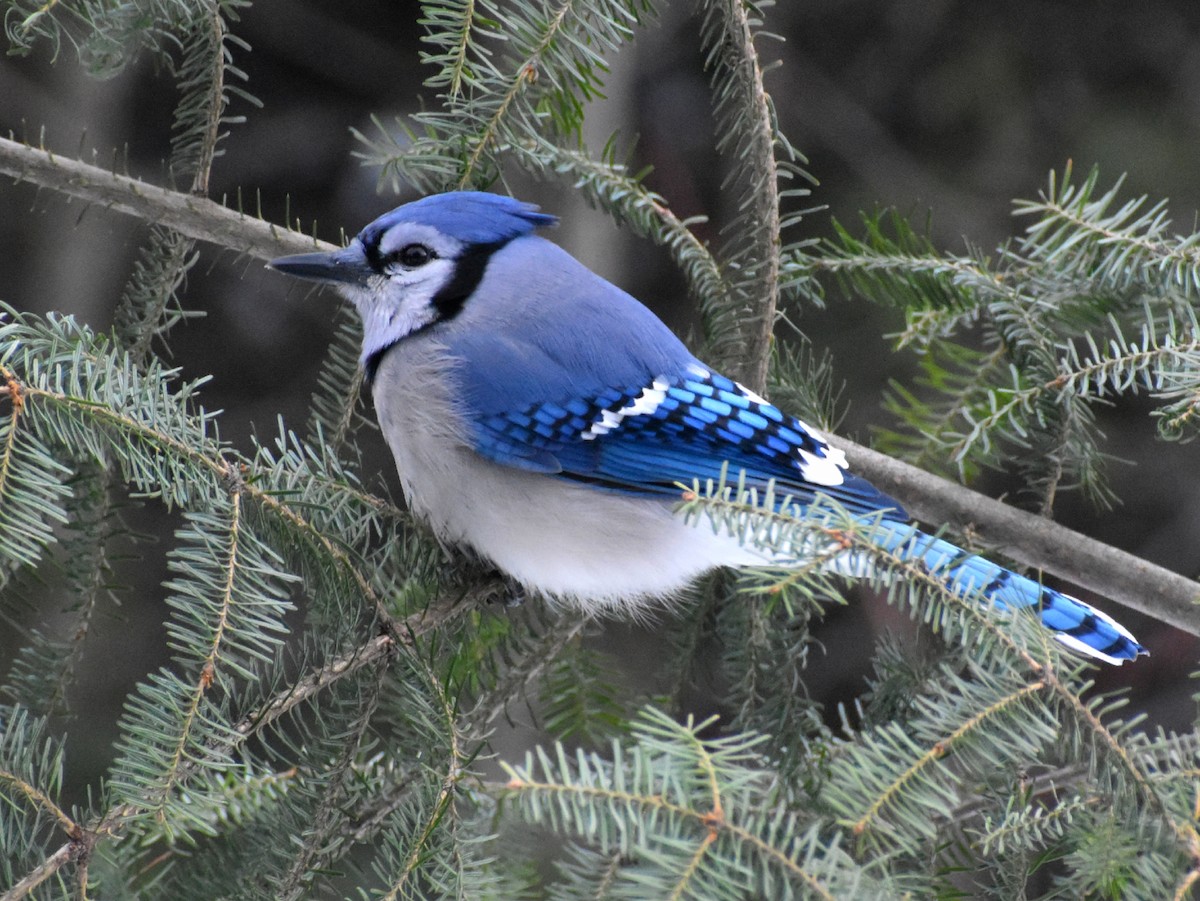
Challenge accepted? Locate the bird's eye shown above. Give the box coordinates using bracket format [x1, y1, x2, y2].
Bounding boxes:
[393, 243, 435, 268]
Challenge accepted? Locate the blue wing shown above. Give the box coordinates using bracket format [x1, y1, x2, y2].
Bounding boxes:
[465, 363, 908, 521]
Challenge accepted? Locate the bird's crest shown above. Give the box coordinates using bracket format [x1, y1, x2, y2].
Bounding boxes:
[358, 191, 558, 249]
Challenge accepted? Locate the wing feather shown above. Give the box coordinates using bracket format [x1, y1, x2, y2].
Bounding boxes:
[468, 367, 908, 520]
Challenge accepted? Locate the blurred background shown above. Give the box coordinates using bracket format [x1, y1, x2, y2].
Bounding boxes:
[3, 0, 1199, 797]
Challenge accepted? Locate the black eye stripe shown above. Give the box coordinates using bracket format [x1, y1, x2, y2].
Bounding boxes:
[362, 238, 437, 272]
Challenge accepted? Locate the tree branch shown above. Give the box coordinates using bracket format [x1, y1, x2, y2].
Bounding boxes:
[3, 135, 1194, 637]
[0, 841, 79, 901]
[0, 135, 333, 260]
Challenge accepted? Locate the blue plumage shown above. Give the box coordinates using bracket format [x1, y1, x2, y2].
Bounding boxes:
[471, 366, 903, 519]
[358, 191, 557, 249]
[869, 525, 1142, 663]
[268, 190, 1148, 666]
[444, 236, 692, 415]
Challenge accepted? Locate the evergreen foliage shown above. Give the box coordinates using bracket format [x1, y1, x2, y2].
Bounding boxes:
[2, 2, 1199, 899]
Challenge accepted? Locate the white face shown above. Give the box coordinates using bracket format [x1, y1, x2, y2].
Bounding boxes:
[341, 222, 466, 365]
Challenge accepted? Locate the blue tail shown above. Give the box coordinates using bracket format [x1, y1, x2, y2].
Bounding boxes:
[866, 524, 1146, 664]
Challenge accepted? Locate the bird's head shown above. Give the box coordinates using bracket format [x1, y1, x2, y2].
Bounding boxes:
[269, 191, 557, 369]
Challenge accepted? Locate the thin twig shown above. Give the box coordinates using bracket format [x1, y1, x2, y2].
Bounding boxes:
[189, 7, 226, 197]
[0, 841, 78, 901]
[708, 0, 780, 394]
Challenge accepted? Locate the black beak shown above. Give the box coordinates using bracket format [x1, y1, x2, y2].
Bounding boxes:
[268, 244, 374, 288]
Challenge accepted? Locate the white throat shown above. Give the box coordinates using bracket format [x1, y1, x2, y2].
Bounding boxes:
[338, 253, 460, 366]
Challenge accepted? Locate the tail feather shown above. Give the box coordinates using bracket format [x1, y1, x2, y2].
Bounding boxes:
[868, 525, 1146, 665]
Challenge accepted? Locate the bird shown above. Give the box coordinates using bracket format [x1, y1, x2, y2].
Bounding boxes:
[269, 191, 1146, 665]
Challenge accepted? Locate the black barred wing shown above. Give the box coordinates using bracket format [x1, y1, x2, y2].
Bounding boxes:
[469, 365, 907, 520]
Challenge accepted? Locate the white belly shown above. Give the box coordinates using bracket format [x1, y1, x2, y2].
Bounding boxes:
[371, 343, 765, 611]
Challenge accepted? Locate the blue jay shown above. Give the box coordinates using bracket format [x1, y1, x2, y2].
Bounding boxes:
[269, 191, 1146, 665]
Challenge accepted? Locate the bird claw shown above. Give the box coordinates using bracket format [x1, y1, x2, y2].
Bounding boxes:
[502, 582, 526, 608]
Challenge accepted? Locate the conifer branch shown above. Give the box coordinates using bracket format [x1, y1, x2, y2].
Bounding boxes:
[508, 137, 727, 311]
[504, 776, 839, 899]
[235, 633, 395, 737]
[186, 5, 228, 197]
[452, 0, 564, 190]
[1176, 867, 1200, 901]
[0, 135, 332, 260]
[850, 680, 1046, 838]
[701, 0, 781, 393]
[151, 491, 244, 817]
[1047, 671, 1200, 870]
[276, 660, 388, 901]
[0, 586, 482, 898]
[0, 767, 77, 836]
[0, 355, 483, 681]
[1015, 165, 1200, 297]
[378, 654, 468, 901]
